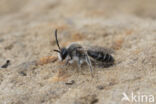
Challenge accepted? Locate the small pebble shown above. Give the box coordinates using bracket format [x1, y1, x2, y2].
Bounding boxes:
[96, 85, 104, 90]
[1, 60, 11, 68]
[19, 71, 27, 76]
[65, 80, 75, 85]
[91, 98, 98, 104]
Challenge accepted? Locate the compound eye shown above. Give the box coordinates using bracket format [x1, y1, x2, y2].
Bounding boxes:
[61, 48, 68, 60]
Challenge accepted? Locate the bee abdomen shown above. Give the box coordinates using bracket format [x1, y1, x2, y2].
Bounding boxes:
[87, 50, 114, 63]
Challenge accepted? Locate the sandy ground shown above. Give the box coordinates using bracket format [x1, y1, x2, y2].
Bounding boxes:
[0, 0, 156, 104]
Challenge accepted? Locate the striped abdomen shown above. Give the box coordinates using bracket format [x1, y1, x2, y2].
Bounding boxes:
[87, 50, 114, 63]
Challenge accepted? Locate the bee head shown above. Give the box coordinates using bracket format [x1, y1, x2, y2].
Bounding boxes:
[53, 29, 68, 61]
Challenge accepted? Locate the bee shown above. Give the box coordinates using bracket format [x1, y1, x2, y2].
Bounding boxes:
[53, 29, 114, 77]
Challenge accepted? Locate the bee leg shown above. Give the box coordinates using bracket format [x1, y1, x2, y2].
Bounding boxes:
[77, 59, 85, 75]
[65, 59, 70, 66]
[76, 59, 81, 73]
[85, 55, 94, 77]
[65, 56, 72, 66]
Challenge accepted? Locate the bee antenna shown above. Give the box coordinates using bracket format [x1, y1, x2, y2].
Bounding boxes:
[55, 29, 61, 50]
[53, 49, 60, 53]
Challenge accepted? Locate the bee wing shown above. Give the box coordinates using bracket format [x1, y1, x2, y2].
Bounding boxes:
[86, 45, 114, 54]
[75, 46, 88, 53]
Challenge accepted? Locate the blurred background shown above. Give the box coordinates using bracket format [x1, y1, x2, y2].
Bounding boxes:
[1, 0, 156, 27]
[1, 0, 156, 18]
[0, 0, 156, 63]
